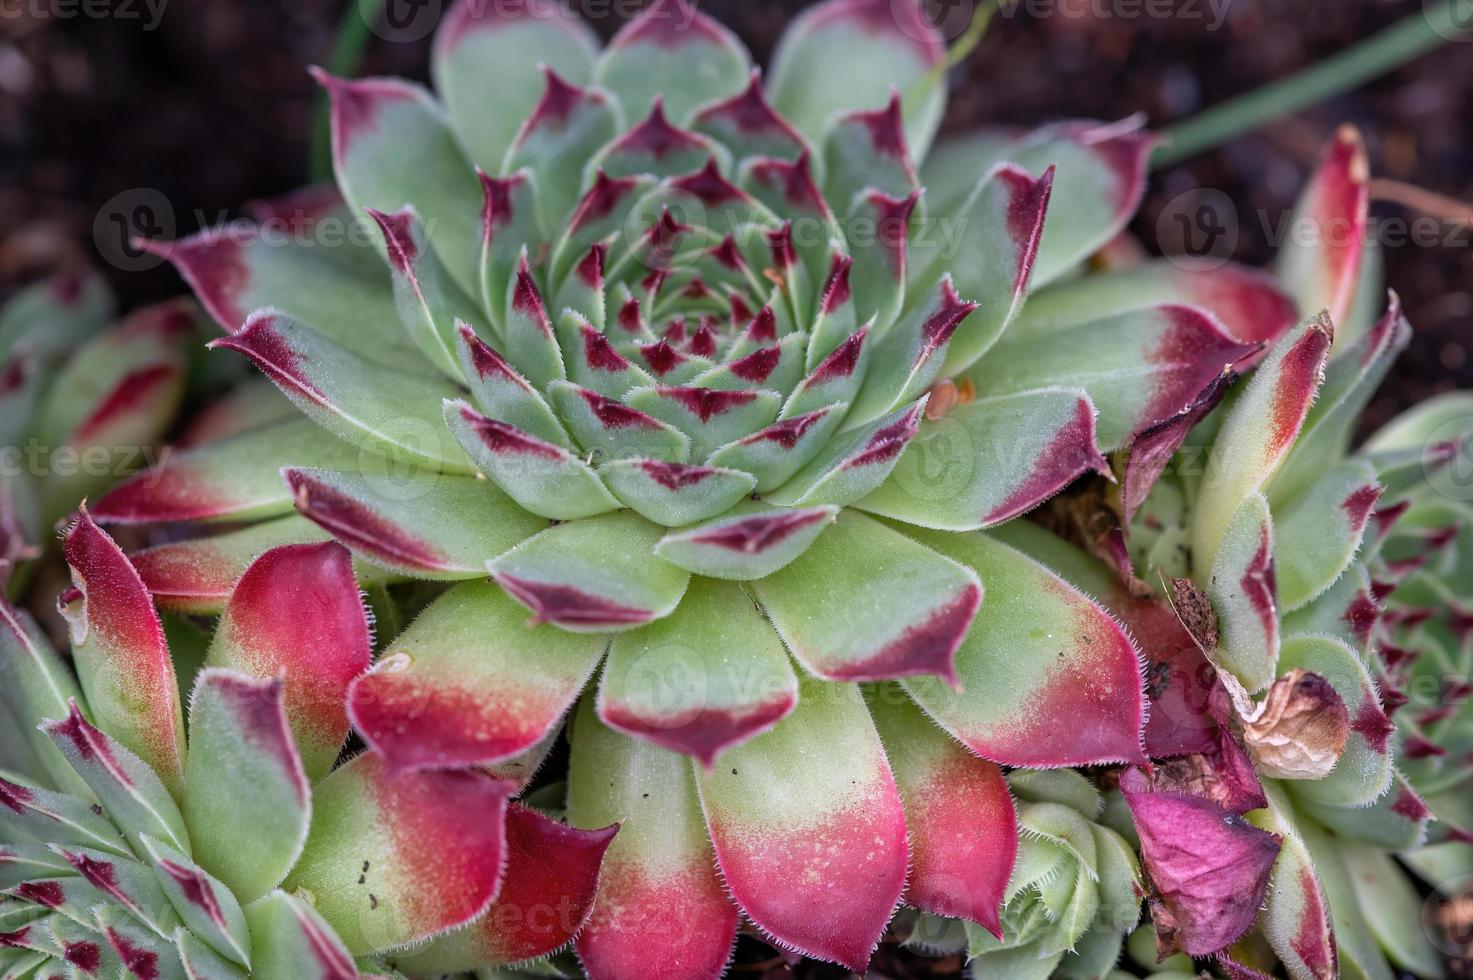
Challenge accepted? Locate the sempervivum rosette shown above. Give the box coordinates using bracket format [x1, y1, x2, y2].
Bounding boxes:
[89, 0, 1329, 974]
[1004, 174, 1473, 975]
[2, 514, 616, 978]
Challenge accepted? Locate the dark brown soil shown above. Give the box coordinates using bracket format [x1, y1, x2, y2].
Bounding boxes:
[4, 1, 1471, 976]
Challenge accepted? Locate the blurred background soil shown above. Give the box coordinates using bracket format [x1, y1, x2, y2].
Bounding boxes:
[2, 0, 1471, 974]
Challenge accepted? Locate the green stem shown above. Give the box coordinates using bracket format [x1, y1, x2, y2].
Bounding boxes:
[1154, 1, 1472, 168]
[310, 0, 384, 182]
[902, 0, 997, 120]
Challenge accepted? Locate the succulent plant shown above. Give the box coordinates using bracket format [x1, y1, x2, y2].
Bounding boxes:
[1, 516, 618, 978]
[897, 768, 1144, 980]
[1003, 220, 1473, 975]
[20, 0, 1464, 977]
[0, 270, 192, 594]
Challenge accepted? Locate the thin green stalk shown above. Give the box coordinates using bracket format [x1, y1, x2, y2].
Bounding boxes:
[1154, 1, 1472, 168]
[903, 0, 998, 119]
[311, 0, 384, 181]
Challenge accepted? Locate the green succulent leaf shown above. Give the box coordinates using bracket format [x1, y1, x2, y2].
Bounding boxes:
[284, 466, 547, 580]
[211, 312, 473, 475]
[695, 673, 907, 974]
[93, 417, 367, 526]
[488, 511, 690, 632]
[567, 696, 738, 979]
[182, 670, 310, 906]
[431, 0, 599, 175]
[348, 580, 604, 774]
[599, 576, 798, 766]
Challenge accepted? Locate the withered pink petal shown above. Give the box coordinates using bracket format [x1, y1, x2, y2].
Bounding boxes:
[1122, 769, 1282, 957]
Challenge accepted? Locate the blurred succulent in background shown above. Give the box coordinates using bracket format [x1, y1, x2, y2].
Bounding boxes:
[0, 270, 193, 598]
[10, 0, 1465, 977]
[1, 514, 615, 978]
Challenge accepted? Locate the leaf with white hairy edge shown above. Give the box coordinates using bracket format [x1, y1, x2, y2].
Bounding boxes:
[209, 312, 473, 475]
[504, 73, 620, 230]
[867, 685, 1016, 937]
[489, 510, 691, 632]
[57, 510, 185, 797]
[848, 277, 979, 426]
[653, 501, 838, 580]
[1271, 292, 1409, 504]
[182, 670, 310, 906]
[98, 902, 188, 980]
[1273, 460, 1381, 611]
[766, 0, 946, 159]
[920, 120, 1154, 289]
[283, 467, 546, 580]
[130, 514, 391, 617]
[205, 542, 371, 782]
[897, 526, 1148, 767]
[42, 704, 187, 854]
[1337, 840, 1445, 978]
[150, 201, 418, 365]
[282, 753, 512, 955]
[569, 696, 738, 980]
[443, 400, 622, 522]
[599, 459, 757, 527]
[1190, 312, 1333, 566]
[385, 805, 616, 972]
[695, 673, 907, 973]
[1277, 634, 1393, 809]
[366, 207, 482, 382]
[1276, 126, 1369, 328]
[594, 0, 750, 124]
[915, 164, 1053, 377]
[177, 930, 248, 980]
[460, 324, 571, 448]
[1007, 258, 1299, 351]
[241, 891, 357, 980]
[599, 577, 798, 767]
[141, 834, 252, 968]
[753, 510, 980, 684]
[1250, 783, 1339, 980]
[548, 381, 691, 463]
[705, 405, 847, 493]
[971, 304, 1258, 451]
[820, 97, 919, 218]
[312, 71, 482, 296]
[92, 417, 368, 526]
[1292, 817, 1400, 980]
[857, 388, 1108, 530]
[1291, 771, 1429, 852]
[0, 600, 89, 797]
[764, 401, 924, 509]
[431, 0, 599, 174]
[0, 774, 128, 858]
[1206, 493, 1280, 693]
[626, 385, 783, 462]
[349, 580, 604, 774]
